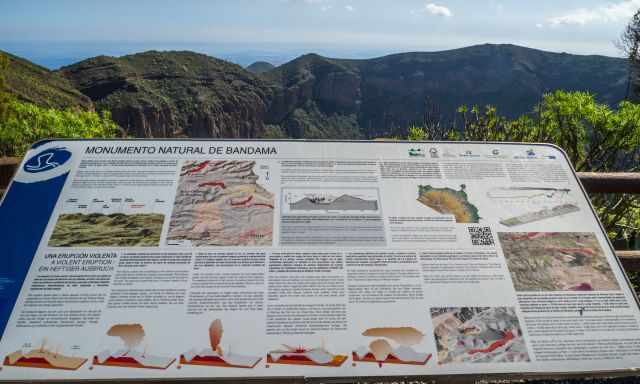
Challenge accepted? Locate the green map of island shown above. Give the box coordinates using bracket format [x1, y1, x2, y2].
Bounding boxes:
[417, 184, 480, 223]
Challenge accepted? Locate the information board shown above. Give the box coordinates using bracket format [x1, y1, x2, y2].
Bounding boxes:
[0, 139, 639, 382]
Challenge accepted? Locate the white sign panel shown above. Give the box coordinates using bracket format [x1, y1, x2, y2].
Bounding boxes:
[0, 140, 638, 381]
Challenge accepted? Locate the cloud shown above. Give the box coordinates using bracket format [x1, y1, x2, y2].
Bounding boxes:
[547, 0, 640, 26]
[422, 3, 453, 17]
[345, 4, 354, 12]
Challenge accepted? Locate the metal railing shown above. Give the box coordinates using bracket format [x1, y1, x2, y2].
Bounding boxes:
[1, 157, 639, 271]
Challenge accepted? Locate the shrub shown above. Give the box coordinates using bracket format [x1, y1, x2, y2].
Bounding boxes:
[0, 100, 120, 157]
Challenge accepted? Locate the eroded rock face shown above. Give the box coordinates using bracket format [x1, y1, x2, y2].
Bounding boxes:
[60, 51, 276, 138]
[48, 44, 628, 140]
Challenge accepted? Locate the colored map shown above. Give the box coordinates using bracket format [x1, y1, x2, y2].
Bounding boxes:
[417, 184, 479, 223]
[498, 232, 619, 291]
[167, 160, 274, 246]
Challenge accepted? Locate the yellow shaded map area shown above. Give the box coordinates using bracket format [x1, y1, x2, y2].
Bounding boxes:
[417, 185, 479, 223]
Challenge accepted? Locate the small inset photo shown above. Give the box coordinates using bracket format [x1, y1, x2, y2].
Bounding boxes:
[431, 307, 530, 364]
[498, 232, 619, 292]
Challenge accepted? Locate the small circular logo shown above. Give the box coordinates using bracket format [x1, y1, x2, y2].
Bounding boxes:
[24, 147, 72, 173]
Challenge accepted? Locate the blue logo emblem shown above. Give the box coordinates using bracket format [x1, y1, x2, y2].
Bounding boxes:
[24, 147, 71, 173]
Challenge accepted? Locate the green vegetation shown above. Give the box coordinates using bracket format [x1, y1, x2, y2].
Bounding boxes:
[407, 90, 640, 250]
[0, 52, 120, 157]
[260, 124, 288, 139]
[0, 53, 12, 121]
[0, 50, 92, 109]
[0, 99, 120, 157]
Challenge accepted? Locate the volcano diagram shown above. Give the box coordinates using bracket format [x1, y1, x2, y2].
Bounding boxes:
[353, 326, 432, 367]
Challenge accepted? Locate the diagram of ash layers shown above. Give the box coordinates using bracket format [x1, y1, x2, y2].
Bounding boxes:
[353, 327, 432, 367]
[180, 319, 261, 368]
[267, 341, 347, 367]
[93, 324, 175, 369]
[4, 338, 87, 371]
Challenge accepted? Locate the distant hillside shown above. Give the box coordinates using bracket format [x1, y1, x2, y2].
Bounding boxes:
[266, 44, 627, 138]
[1, 50, 93, 110]
[1, 44, 629, 139]
[246, 61, 275, 74]
[59, 51, 278, 138]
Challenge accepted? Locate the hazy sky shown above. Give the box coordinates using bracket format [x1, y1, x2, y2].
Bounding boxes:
[1, 0, 639, 67]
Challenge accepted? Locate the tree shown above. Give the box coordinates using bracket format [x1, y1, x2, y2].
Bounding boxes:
[0, 100, 120, 157]
[0, 53, 14, 121]
[406, 91, 640, 248]
[620, 9, 640, 100]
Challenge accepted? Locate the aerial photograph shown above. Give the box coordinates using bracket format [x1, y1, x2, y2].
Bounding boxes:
[431, 307, 530, 364]
[48, 212, 164, 247]
[499, 232, 620, 291]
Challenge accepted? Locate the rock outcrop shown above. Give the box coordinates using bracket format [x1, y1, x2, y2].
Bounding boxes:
[2, 45, 629, 139]
[60, 51, 277, 138]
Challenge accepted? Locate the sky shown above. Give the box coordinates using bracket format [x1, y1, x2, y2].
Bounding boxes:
[1, 0, 639, 68]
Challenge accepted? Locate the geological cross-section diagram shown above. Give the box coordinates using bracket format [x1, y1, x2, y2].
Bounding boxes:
[352, 327, 432, 367]
[431, 307, 530, 364]
[180, 319, 261, 368]
[417, 184, 479, 223]
[290, 195, 378, 211]
[167, 160, 274, 246]
[283, 188, 380, 215]
[93, 324, 175, 369]
[499, 204, 580, 227]
[3, 338, 87, 370]
[266, 342, 347, 367]
[498, 232, 619, 291]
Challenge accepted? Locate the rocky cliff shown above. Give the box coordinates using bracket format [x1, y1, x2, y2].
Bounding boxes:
[2, 45, 629, 139]
[59, 51, 278, 138]
[266, 44, 627, 138]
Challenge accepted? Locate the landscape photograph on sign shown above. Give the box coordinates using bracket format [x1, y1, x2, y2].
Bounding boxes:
[47, 195, 166, 247]
[166, 160, 274, 246]
[498, 232, 619, 292]
[48, 213, 164, 247]
[430, 307, 530, 364]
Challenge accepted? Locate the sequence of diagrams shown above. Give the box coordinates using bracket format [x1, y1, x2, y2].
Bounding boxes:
[4, 309, 532, 372]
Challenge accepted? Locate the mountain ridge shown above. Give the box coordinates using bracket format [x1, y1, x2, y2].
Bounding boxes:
[1, 44, 629, 139]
